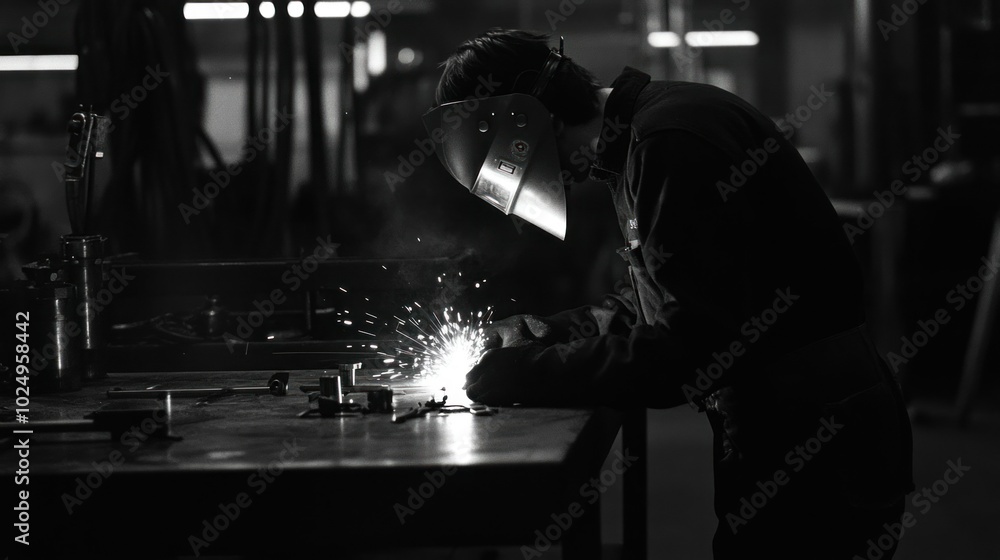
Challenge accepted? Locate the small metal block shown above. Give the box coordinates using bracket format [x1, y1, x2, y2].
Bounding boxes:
[319, 375, 342, 403]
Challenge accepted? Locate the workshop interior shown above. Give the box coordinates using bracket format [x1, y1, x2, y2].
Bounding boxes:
[1, 0, 999, 558]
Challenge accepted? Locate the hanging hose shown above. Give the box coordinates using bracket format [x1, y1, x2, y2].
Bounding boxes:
[75, 0, 214, 258]
[261, 0, 295, 257]
[302, 0, 331, 240]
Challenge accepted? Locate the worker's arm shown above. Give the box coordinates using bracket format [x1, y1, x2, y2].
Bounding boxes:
[481, 273, 639, 349]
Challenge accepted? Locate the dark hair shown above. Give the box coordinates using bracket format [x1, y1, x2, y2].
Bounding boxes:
[434, 29, 602, 126]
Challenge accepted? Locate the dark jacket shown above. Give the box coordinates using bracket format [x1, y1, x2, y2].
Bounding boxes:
[518, 68, 913, 553]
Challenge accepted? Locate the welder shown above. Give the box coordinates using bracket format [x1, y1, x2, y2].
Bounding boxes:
[422, 29, 914, 559]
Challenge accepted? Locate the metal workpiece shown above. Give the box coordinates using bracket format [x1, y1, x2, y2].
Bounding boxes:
[0, 399, 174, 442]
[338, 361, 361, 387]
[306, 375, 394, 415]
[106, 372, 289, 400]
[61, 233, 108, 381]
[197, 296, 228, 337]
[26, 282, 83, 393]
[319, 375, 343, 402]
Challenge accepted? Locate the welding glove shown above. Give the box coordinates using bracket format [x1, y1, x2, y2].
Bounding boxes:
[482, 314, 559, 350]
[465, 343, 549, 405]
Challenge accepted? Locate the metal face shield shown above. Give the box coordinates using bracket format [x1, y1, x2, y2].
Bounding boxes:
[422, 93, 567, 240]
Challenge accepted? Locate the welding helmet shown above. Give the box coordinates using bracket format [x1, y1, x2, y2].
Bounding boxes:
[422, 40, 568, 240]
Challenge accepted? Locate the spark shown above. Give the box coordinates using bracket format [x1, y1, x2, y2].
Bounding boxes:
[396, 304, 489, 405]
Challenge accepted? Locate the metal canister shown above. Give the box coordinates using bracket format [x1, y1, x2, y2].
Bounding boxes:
[338, 362, 360, 387]
[26, 282, 82, 393]
[61, 234, 107, 380]
[366, 386, 394, 413]
[319, 375, 343, 403]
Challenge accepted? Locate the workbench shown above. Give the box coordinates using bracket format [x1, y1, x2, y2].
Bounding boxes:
[2, 370, 644, 559]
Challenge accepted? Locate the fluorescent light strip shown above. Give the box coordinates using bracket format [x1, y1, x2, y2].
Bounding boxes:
[685, 30, 759, 47]
[183, 2, 249, 19]
[647, 31, 681, 48]
[315, 1, 370, 17]
[315, 1, 351, 17]
[367, 29, 386, 76]
[350, 1, 370, 17]
[183, 1, 371, 19]
[0, 55, 78, 72]
[647, 30, 759, 48]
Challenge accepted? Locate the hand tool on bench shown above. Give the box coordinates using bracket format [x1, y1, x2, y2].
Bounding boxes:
[106, 372, 289, 399]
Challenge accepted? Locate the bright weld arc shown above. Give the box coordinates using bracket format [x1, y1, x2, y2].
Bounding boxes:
[394, 305, 494, 406]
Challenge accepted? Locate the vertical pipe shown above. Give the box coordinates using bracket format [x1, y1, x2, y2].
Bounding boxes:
[667, 0, 702, 83]
[641, 0, 668, 80]
[303, 0, 330, 238]
[271, 0, 295, 255]
[852, 0, 876, 189]
[247, 0, 259, 139]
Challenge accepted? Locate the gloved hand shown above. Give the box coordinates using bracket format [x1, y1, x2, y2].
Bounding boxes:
[465, 343, 547, 405]
[482, 314, 559, 350]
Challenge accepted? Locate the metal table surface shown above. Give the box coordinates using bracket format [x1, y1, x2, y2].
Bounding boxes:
[1, 370, 626, 558]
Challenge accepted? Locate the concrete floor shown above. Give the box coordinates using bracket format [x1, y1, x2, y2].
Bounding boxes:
[354, 387, 999, 560]
[637, 395, 1000, 560]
